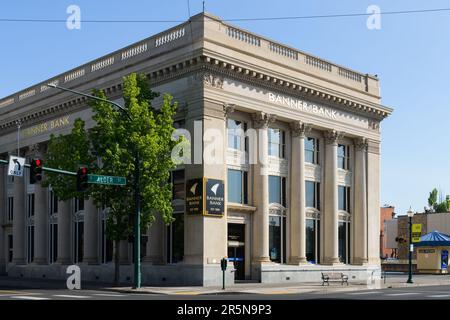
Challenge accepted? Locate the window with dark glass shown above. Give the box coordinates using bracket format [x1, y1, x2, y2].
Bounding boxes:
[50, 191, 58, 215]
[74, 197, 84, 212]
[8, 235, 13, 263]
[268, 128, 285, 158]
[338, 221, 350, 264]
[227, 169, 248, 204]
[305, 181, 320, 210]
[338, 144, 350, 170]
[167, 169, 185, 264]
[228, 119, 247, 151]
[27, 225, 34, 263]
[338, 186, 351, 212]
[305, 137, 319, 164]
[73, 221, 84, 263]
[27, 194, 35, 218]
[7, 197, 13, 221]
[101, 219, 113, 264]
[171, 170, 185, 201]
[269, 215, 286, 263]
[50, 223, 58, 263]
[306, 219, 320, 263]
[269, 175, 286, 206]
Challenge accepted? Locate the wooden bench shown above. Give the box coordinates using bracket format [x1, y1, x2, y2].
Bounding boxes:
[321, 272, 349, 286]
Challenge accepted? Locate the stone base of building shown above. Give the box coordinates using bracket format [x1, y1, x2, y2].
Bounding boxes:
[259, 263, 381, 284]
[5, 262, 235, 287]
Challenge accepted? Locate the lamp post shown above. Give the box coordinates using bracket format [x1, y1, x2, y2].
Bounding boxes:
[406, 206, 414, 284]
[47, 84, 142, 289]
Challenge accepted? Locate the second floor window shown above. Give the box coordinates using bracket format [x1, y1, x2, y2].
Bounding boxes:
[227, 169, 248, 204]
[338, 186, 351, 213]
[305, 137, 319, 164]
[268, 128, 285, 158]
[305, 181, 320, 210]
[50, 191, 58, 215]
[27, 194, 35, 218]
[269, 175, 286, 207]
[338, 144, 350, 170]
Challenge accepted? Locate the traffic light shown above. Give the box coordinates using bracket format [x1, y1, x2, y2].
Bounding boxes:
[76, 166, 89, 192]
[30, 159, 43, 184]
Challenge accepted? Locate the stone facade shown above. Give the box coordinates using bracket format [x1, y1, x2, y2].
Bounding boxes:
[0, 12, 392, 286]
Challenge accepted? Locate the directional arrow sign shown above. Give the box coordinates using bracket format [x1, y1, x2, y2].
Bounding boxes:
[8, 156, 25, 177]
[87, 174, 126, 186]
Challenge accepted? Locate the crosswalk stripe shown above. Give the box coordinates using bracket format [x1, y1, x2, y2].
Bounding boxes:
[11, 296, 50, 300]
[53, 294, 91, 299]
[347, 291, 379, 295]
[385, 292, 420, 296]
[427, 294, 450, 298]
[92, 293, 126, 297]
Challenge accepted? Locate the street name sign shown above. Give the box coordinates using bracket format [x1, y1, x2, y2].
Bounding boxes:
[8, 156, 25, 177]
[87, 174, 126, 186]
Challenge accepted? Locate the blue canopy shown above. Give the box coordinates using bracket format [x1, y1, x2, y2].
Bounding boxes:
[415, 230, 450, 247]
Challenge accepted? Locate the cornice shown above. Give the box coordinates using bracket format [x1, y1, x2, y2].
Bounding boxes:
[0, 53, 391, 135]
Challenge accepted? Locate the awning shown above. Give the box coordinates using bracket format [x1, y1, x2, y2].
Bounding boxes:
[415, 230, 450, 247]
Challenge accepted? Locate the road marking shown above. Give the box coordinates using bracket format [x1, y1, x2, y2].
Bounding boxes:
[92, 293, 127, 297]
[385, 292, 420, 296]
[427, 294, 450, 298]
[11, 296, 50, 300]
[346, 291, 379, 295]
[53, 294, 91, 299]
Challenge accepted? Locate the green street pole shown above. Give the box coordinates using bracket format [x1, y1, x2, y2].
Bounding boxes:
[48, 83, 141, 288]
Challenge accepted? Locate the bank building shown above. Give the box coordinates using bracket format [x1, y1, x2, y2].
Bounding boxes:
[0, 13, 392, 286]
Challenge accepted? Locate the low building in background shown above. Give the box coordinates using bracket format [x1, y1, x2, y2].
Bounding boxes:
[380, 205, 395, 259]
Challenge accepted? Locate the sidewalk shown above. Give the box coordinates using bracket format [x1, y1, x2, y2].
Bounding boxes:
[1, 273, 450, 296]
[107, 273, 450, 296]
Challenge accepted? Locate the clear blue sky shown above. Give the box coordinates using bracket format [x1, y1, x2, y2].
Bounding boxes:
[1, 0, 449, 215]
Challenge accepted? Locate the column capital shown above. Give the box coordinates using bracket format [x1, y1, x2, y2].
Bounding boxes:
[354, 137, 368, 151]
[223, 103, 235, 118]
[324, 129, 345, 145]
[290, 121, 312, 138]
[252, 112, 276, 129]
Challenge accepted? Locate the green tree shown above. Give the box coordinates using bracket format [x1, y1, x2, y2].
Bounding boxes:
[428, 188, 438, 212]
[44, 73, 178, 284]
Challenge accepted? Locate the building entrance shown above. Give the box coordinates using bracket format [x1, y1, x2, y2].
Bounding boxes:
[227, 223, 245, 280]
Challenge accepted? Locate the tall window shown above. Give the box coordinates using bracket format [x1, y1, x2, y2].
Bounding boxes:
[167, 170, 185, 264]
[269, 214, 286, 263]
[306, 219, 320, 264]
[269, 175, 286, 206]
[305, 137, 319, 164]
[49, 190, 58, 263]
[338, 144, 350, 170]
[339, 221, 351, 264]
[268, 128, 285, 158]
[8, 235, 13, 263]
[101, 218, 113, 264]
[27, 194, 35, 264]
[74, 197, 84, 212]
[227, 169, 248, 204]
[228, 119, 247, 151]
[7, 197, 13, 221]
[305, 181, 320, 210]
[338, 186, 351, 213]
[27, 194, 35, 218]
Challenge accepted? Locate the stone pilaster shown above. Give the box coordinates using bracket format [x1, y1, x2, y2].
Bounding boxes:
[83, 198, 99, 264]
[289, 121, 311, 264]
[143, 214, 163, 264]
[323, 130, 344, 265]
[12, 162, 26, 265]
[56, 200, 72, 264]
[354, 138, 368, 265]
[0, 165, 5, 273]
[252, 111, 276, 263]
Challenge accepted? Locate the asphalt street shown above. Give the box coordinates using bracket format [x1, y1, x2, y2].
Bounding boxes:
[0, 285, 450, 300]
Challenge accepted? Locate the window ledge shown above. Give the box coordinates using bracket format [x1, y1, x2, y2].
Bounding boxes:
[227, 203, 257, 213]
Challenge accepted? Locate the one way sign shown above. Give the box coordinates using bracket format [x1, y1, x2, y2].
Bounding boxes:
[8, 156, 25, 177]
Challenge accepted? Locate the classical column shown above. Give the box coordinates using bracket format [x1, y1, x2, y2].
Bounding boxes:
[83, 198, 99, 264]
[33, 183, 48, 264]
[143, 214, 163, 264]
[289, 121, 311, 264]
[252, 112, 276, 263]
[354, 138, 368, 265]
[0, 165, 6, 273]
[323, 130, 344, 265]
[12, 165, 26, 265]
[57, 200, 72, 264]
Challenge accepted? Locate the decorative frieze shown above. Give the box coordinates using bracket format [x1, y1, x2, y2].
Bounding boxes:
[202, 72, 224, 89]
